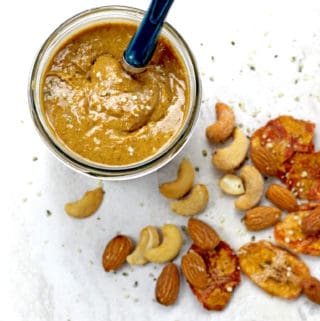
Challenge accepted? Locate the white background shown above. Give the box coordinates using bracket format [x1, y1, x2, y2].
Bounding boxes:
[1, 0, 320, 320]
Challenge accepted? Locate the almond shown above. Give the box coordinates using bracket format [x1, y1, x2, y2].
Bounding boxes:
[302, 276, 320, 304]
[188, 218, 220, 250]
[301, 207, 320, 235]
[250, 145, 278, 176]
[181, 251, 209, 289]
[155, 263, 180, 306]
[102, 235, 133, 272]
[244, 206, 282, 231]
[265, 184, 298, 212]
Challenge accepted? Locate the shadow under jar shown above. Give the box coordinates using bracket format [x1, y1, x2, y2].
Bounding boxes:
[29, 6, 201, 179]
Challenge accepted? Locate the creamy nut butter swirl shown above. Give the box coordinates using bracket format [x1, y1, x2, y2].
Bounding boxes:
[41, 23, 189, 165]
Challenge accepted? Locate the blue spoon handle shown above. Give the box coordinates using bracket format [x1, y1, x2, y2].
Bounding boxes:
[123, 0, 175, 72]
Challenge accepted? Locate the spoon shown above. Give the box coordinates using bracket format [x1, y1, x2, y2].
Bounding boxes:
[122, 0, 175, 74]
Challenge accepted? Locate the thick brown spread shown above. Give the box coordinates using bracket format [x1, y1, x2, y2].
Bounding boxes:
[41, 23, 189, 166]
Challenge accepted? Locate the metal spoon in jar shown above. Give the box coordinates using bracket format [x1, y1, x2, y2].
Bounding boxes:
[122, 0, 175, 74]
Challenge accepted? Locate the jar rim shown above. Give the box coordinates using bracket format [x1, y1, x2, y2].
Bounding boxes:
[28, 5, 201, 180]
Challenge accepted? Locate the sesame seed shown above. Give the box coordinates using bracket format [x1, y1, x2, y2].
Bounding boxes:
[301, 171, 308, 178]
[93, 137, 101, 145]
[226, 286, 233, 292]
[128, 146, 134, 156]
[285, 237, 290, 243]
[266, 142, 274, 149]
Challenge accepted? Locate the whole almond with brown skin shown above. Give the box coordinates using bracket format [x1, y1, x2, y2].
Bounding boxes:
[250, 146, 278, 176]
[301, 207, 320, 235]
[188, 218, 220, 250]
[244, 206, 282, 231]
[265, 184, 298, 212]
[155, 263, 180, 306]
[102, 235, 133, 272]
[181, 251, 209, 289]
[302, 276, 320, 304]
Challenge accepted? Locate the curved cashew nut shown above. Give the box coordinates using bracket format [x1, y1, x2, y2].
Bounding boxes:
[127, 226, 160, 265]
[219, 174, 245, 195]
[64, 187, 104, 218]
[212, 127, 249, 171]
[143, 224, 183, 263]
[235, 165, 264, 211]
[170, 184, 209, 216]
[159, 158, 195, 199]
[206, 102, 235, 143]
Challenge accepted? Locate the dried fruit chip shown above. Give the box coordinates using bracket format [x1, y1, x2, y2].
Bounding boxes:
[250, 116, 314, 176]
[186, 241, 241, 311]
[282, 152, 320, 200]
[238, 240, 310, 299]
[274, 211, 320, 256]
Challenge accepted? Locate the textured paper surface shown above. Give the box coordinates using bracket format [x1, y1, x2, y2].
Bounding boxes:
[2, 0, 320, 320]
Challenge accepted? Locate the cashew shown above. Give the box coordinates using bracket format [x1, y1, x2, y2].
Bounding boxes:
[206, 102, 235, 143]
[64, 187, 104, 218]
[159, 158, 195, 199]
[235, 165, 264, 211]
[212, 127, 249, 171]
[127, 226, 160, 265]
[143, 224, 183, 263]
[170, 184, 209, 216]
[219, 174, 245, 195]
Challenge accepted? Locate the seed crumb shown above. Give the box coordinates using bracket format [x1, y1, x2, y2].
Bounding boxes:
[226, 286, 233, 292]
[300, 171, 308, 178]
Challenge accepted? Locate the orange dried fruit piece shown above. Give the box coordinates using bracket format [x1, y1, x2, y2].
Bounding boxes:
[186, 241, 241, 311]
[238, 240, 310, 299]
[274, 210, 320, 256]
[283, 152, 320, 200]
[250, 115, 315, 176]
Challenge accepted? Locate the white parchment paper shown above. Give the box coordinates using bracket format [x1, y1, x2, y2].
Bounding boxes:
[1, 0, 320, 320]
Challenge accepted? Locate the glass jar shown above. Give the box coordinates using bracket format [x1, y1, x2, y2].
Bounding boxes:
[29, 6, 201, 180]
